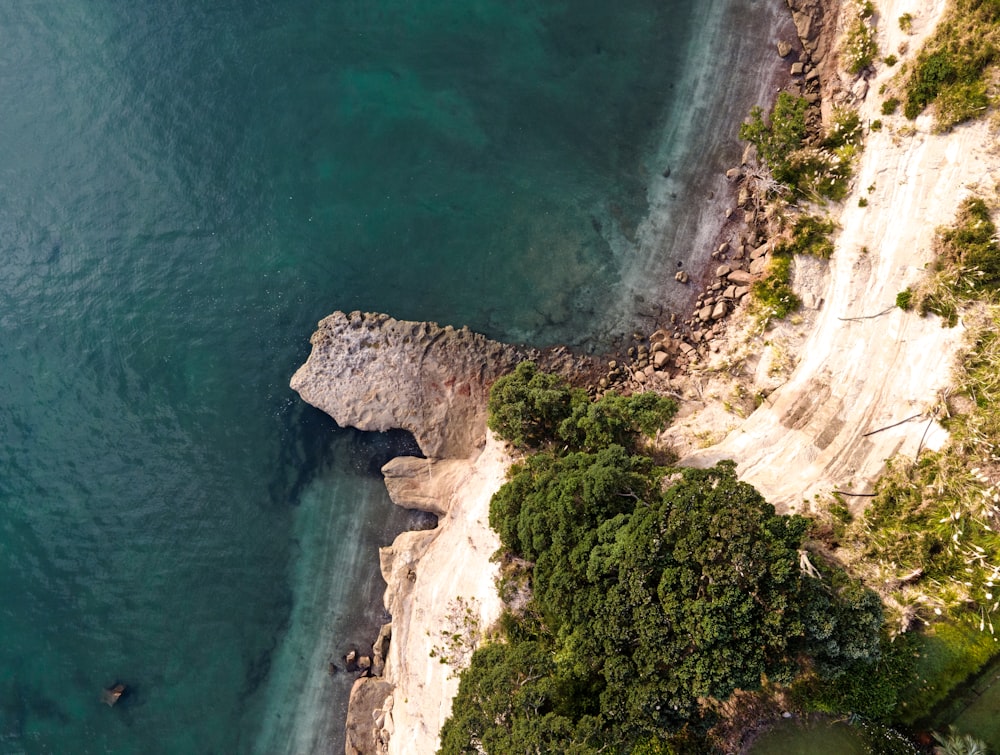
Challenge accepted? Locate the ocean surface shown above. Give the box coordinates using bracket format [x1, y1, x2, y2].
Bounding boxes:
[0, 1, 791, 752]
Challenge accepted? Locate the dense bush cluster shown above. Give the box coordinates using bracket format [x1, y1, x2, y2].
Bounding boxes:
[441, 366, 885, 753]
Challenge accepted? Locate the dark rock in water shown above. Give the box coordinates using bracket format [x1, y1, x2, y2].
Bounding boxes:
[344, 649, 359, 672]
[662, 165, 671, 178]
[101, 683, 127, 707]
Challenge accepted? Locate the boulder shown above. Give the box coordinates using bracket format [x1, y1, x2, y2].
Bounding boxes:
[750, 255, 770, 276]
[727, 270, 754, 285]
[653, 351, 669, 369]
[777, 40, 793, 57]
[675, 270, 689, 283]
[711, 301, 727, 320]
[715, 264, 732, 278]
[345, 679, 393, 755]
[698, 305, 714, 322]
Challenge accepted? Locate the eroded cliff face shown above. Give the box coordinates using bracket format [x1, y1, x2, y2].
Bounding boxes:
[289, 311, 525, 459]
[291, 311, 604, 755]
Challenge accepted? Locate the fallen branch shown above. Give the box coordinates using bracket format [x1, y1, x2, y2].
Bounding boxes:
[837, 306, 895, 322]
[915, 407, 941, 461]
[862, 412, 924, 437]
[833, 490, 877, 497]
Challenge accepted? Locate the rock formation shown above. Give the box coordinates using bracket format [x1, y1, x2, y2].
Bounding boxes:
[290, 310, 525, 459]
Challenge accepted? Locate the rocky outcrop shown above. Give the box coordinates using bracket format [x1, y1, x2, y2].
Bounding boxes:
[291, 310, 605, 460]
[290, 311, 525, 459]
[381, 456, 471, 517]
[786, 0, 844, 71]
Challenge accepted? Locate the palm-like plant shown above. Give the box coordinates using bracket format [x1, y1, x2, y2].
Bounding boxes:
[933, 726, 990, 755]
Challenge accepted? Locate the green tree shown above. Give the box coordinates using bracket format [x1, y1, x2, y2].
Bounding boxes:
[487, 361, 581, 449]
[487, 362, 676, 452]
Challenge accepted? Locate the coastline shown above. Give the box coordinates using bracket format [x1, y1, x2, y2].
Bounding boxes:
[290, 3, 828, 753]
[675, 0, 995, 514]
[287, 0, 1000, 751]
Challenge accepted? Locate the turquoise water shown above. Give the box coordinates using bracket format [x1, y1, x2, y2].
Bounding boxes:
[0, 0, 790, 752]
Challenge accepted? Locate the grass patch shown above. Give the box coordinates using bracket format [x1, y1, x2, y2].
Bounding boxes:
[909, 197, 1000, 325]
[896, 620, 998, 725]
[843, 0, 879, 74]
[775, 213, 837, 258]
[901, 0, 1000, 129]
[750, 253, 800, 324]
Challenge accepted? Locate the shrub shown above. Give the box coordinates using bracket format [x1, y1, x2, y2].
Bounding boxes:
[777, 214, 838, 258]
[899, 13, 913, 33]
[844, 1, 879, 74]
[752, 254, 801, 322]
[939, 197, 1000, 287]
[882, 97, 901, 115]
[884, 54, 899, 67]
[859, 197, 869, 207]
[740, 99, 862, 201]
[895, 288, 913, 310]
[739, 92, 809, 181]
[902, 0, 1000, 128]
[871, 119, 883, 131]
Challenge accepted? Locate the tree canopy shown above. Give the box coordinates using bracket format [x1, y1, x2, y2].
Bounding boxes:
[440, 367, 884, 753]
[486, 361, 677, 453]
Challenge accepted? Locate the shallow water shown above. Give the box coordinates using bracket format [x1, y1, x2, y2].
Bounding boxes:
[0, 0, 791, 751]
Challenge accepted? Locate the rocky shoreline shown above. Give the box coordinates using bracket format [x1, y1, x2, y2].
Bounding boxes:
[289, 1, 859, 752]
[290, 312, 604, 754]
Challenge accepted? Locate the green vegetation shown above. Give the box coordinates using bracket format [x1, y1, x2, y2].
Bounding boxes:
[899, 13, 914, 33]
[896, 288, 914, 310]
[486, 361, 677, 452]
[776, 214, 838, 259]
[751, 253, 801, 324]
[871, 119, 884, 131]
[816, 300, 1000, 722]
[740, 96, 862, 202]
[908, 197, 1000, 325]
[897, 621, 998, 724]
[748, 214, 837, 325]
[442, 368, 885, 753]
[901, 0, 1000, 128]
[933, 727, 990, 755]
[883, 97, 901, 115]
[740, 93, 809, 183]
[885, 54, 899, 67]
[843, 0, 879, 74]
